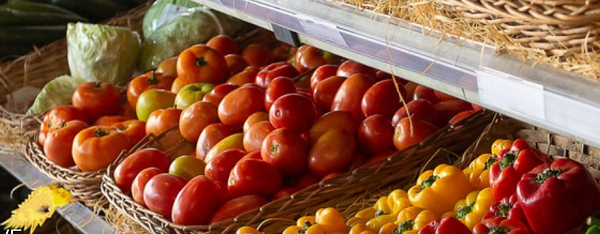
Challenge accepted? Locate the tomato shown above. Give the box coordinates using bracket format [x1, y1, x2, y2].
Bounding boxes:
[207, 35, 239, 55]
[433, 99, 473, 124]
[265, 77, 297, 111]
[367, 150, 396, 164]
[145, 108, 182, 136]
[169, 156, 207, 180]
[331, 74, 375, 120]
[112, 120, 146, 144]
[242, 112, 269, 134]
[413, 84, 440, 104]
[132, 167, 163, 207]
[174, 83, 216, 109]
[227, 66, 260, 86]
[119, 103, 138, 120]
[136, 89, 176, 121]
[274, 187, 302, 200]
[205, 149, 246, 183]
[392, 99, 441, 127]
[156, 56, 178, 78]
[94, 115, 129, 126]
[310, 65, 338, 90]
[336, 60, 377, 78]
[434, 90, 459, 101]
[72, 81, 120, 122]
[225, 54, 250, 76]
[38, 105, 88, 145]
[313, 76, 345, 112]
[308, 111, 358, 145]
[72, 126, 133, 171]
[228, 158, 283, 198]
[43, 120, 88, 167]
[472, 103, 483, 111]
[261, 128, 308, 175]
[393, 117, 439, 151]
[308, 129, 356, 177]
[177, 45, 228, 84]
[210, 195, 268, 224]
[205, 133, 244, 163]
[213, 180, 232, 204]
[143, 173, 187, 218]
[294, 45, 338, 73]
[179, 101, 219, 142]
[196, 123, 235, 161]
[127, 71, 174, 109]
[357, 114, 394, 156]
[255, 62, 300, 88]
[269, 93, 317, 132]
[322, 173, 341, 181]
[448, 110, 475, 126]
[294, 173, 320, 188]
[242, 43, 274, 67]
[202, 83, 239, 107]
[243, 121, 275, 153]
[361, 79, 407, 120]
[349, 152, 368, 170]
[170, 77, 186, 93]
[172, 175, 220, 225]
[296, 88, 313, 100]
[114, 148, 170, 192]
[272, 42, 296, 62]
[218, 85, 266, 127]
[404, 82, 418, 102]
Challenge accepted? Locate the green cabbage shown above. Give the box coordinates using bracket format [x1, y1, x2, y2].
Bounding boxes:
[67, 22, 141, 85]
[142, 0, 201, 38]
[27, 75, 83, 115]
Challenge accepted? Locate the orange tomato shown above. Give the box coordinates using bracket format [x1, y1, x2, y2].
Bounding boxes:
[112, 120, 146, 144]
[179, 101, 219, 142]
[38, 105, 88, 146]
[242, 44, 274, 67]
[171, 77, 187, 93]
[127, 71, 174, 109]
[72, 126, 133, 171]
[225, 54, 250, 75]
[207, 35, 239, 55]
[119, 103, 138, 119]
[43, 120, 88, 167]
[156, 56, 178, 78]
[227, 66, 260, 86]
[145, 108, 182, 136]
[95, 115, 130, 126]
[177, 45, 228, 84]
[72, 81, 121, 122]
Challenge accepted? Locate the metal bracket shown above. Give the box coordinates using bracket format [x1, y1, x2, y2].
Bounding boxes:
[272, 24, 301, 47]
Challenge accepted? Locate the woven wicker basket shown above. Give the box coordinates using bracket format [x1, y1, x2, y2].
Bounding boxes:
[435, 0, 600, 56]
[101, 110, 493, 234]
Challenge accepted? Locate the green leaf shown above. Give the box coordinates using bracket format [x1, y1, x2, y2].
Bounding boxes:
[26, 75, 83, 115]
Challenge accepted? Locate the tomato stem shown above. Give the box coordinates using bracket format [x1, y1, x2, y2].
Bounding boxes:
[195, 57, 207, 67]
[148, 71, 159, 85]
[93, 81, 102, 88]
[95, 128, 109, 137]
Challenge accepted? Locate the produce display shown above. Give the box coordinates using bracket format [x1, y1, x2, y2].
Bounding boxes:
[237, 139, 600, 234]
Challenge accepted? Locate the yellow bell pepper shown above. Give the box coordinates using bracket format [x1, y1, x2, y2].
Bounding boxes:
[379, 223, 398, 234]
[394, 206, 437, 234]
[374, 196, 391, 214]
[236, 226, 261, 234]
[316, 207, 348, 234]
[491, 139, 512, 156]
[366, 214, 396, 231]
[305, 224, 327, 234]
[349, 223, 373, 234]
[442, 188, 495, 229]
[408, 164, 474, 216]
[464, 153, 497, 189]
[387, 189, 411, 215]
[297, 216, 316, 227]
[355, 207, 378, 220]
[283, 226, 302, 234]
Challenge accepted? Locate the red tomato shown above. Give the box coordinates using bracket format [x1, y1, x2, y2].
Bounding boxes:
[202, 83, 239, 107]
[209, 195, 268, 224]
[43, 120, 88, 167]
[413, 85, 440, 104]
[72, 126, 132, 171]
[434, 90, 459, 101]
[472, 103, 483, 111]
[143, 174, 187, 218]
[243, 121, 275, 153]
[218, 85, 266, 127]
[308, 111, 359, 145]
[393, 117, 439, 151]
[213, 180, 232, 204]
[112, 120, 146, 145]
[357, 115, 394, 156]
[368, 150, 396, 163]
[127, 71, 174, 109]
[242, 44, 274, 67]
[336, 60, 377, 78]
[179, 101, 219, 142]
[172, 175, 221, 225]
[205, 148, 247, 183]
[255, 62, 300, 88]
[261, 128, 308, 175]
[242, 112, 269, 134]
[145, 108, 182, 136]
[94, 115, 130, 127]
[114, 148, 170, 192]
[308, 129, 356, 177]
[207, 35, 239, 55]
[241, 151, 262, 161]
[404, 82, 418, 102]
[310, 65, 338, 90]
[313, 76, 345, 112]
[228, 159, 282, 198]
[361, 79, 407, 120]
[271, 42, 296, 62]
[196, 123, 235, 161]
[448, 110, 475, 126]
[72, 81, 120, 122]
[274, 187, 302, 200]
[392, 99, 442, 127]
[177, 45, 228, 84]
[296, 88, 313, 100]
[227, 66, 260, 86]
[131, 167, 163, 207]
[375, 71, 408, 83]
[119, 103, 138, 120]
[224, 54, 250, 76]
[156, 56, 178, 79]
[264, 77, 297, 111]
[322, 172, 341, 181]
[269, 93, 318, 132]
[331, 74, 375, 120]
[294, 45, 338, 73]
[295, 173, 321, 188]
[433, 100, 473, 124]
[350, 153, 368, 170]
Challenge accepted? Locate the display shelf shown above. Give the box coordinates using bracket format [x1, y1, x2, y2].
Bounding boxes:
[193, 0, 600, 148]
[0, 150, 114, 234]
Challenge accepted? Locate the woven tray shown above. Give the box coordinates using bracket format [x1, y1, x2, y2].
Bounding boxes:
[101, 110, 493, 234]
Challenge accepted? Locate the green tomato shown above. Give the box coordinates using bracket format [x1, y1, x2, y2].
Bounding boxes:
[175, 83, 216, 109]
[136, 89, 176, 121]
[169, 156, 206, 180]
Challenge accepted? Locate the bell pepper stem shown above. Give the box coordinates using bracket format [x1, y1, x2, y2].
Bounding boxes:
[499, 152, 517, 170]
[485, 157, 497, 170]
[485, 226, 509, 234]
[496, 202, 512, 218]
[456, 202, 475, 219]
[395, 220, 414, 234]
[421, 175, 439, 190]
[535, 168, 561, 184]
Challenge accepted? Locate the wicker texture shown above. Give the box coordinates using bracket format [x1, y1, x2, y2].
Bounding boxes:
[101, 110, 493, 234]
[436, 0, 600, 55]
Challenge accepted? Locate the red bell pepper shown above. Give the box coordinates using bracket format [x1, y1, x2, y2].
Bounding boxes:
[489, 139, 551, 200]
[473, 217, 531, 234]
[483, 194, 529, 228]
[418, 217, 470, 234]
[517, 158, 600, 234]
